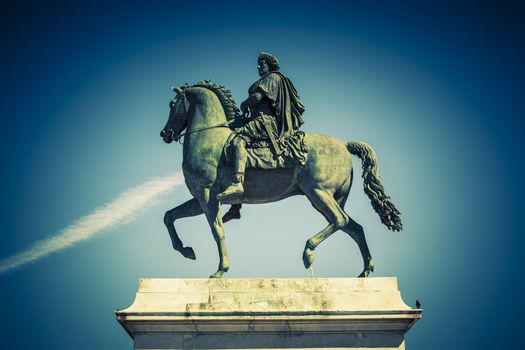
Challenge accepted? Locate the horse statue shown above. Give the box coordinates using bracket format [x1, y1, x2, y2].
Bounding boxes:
[160, 80, 402, 278]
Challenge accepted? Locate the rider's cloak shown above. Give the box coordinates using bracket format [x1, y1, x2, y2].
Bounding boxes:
[249, 72, 305, 139]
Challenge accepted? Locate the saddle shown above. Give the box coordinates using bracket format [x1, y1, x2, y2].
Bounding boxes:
[222, 132, 297, 170]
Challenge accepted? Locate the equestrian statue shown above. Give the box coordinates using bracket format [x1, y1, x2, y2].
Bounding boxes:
[160, 52, 402, 278]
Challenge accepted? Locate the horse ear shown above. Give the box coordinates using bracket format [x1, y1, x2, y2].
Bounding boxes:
[172, 86, 183, 94]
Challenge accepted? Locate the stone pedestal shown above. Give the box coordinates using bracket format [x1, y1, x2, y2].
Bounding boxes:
[116, 278, 421, 350]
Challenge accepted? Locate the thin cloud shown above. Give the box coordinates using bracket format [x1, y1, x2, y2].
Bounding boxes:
[0, 172, 185, 274]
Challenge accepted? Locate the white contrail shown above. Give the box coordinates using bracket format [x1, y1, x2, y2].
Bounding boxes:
[0, 172, 185, 274]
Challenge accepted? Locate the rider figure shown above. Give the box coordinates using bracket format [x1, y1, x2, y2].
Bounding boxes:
[217, 52, 306, 201]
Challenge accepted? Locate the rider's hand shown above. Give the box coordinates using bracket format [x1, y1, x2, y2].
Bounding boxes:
[240, 102, 249, 115]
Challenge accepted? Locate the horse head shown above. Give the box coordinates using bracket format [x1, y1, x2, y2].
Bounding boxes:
[160, 85, 191, 144]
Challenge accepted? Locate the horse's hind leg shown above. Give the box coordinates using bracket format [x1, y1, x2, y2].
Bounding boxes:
[341, 217, 374, 277]
[164, 198, 202, 260]
[302, 188, 349, 269]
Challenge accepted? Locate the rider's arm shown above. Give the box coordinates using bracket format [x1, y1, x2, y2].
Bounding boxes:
[240, 92, 263, 113]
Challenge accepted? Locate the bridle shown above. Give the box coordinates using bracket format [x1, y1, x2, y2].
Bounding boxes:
[174, 113, 239, 144]
[176, 122, 231, 143]
[168, 87, 241, 143]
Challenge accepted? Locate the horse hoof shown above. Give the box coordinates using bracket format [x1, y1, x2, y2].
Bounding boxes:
[302, 248, 315, 269]
[209, 271, 224, 278]
[222, 211, 241, 223]
[358, 269, 371, 278]
[182, 247, 196, 260]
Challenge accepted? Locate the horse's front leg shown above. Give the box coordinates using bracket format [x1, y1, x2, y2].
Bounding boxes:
[164, 198, 202, 260]
[198, 188, 230, 278]
[222, 204, 242, 223]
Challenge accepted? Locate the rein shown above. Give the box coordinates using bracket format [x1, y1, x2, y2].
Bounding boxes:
[177, 122, 231, 143]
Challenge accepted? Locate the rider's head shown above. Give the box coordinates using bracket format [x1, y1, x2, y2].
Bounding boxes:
[258, 52, 279, 75]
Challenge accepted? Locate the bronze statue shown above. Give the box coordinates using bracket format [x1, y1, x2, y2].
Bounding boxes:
[160, 53, 402, 278]
[217, 52, 306, 201]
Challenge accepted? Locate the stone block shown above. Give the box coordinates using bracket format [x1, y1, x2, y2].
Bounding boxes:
[116, 278, 421, 349]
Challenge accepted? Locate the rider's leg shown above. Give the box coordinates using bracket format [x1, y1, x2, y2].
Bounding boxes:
[217, 137, 247, 200]
[232, 136, 247, 179]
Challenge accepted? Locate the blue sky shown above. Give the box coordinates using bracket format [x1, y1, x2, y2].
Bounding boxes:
[0, 1, 523, 349]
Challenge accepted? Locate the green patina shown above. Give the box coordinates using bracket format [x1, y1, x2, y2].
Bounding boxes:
[160, 73, 401, 279]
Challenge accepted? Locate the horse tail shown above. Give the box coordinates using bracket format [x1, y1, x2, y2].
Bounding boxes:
[347, 141, 403, 231]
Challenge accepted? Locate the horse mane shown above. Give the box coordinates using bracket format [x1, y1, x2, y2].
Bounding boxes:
[184, 80, 241, 123]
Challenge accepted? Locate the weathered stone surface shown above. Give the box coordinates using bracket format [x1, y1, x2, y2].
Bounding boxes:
[116, 278, 421, 349]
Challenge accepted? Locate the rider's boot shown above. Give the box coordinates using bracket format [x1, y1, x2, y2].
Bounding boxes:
[217, 138, 247, 201]
[217, 173, 244, 200]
